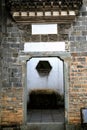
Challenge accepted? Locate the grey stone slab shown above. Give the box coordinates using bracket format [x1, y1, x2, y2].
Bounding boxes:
[28, 110, 42, 122]
[41, 123, 64, 130]
[41, 110, 52, 122]
[27, 124, 41, 130]
[41, 115, 53, 122]
[26, 123, 64, 130]
[27, 109, 64, 123]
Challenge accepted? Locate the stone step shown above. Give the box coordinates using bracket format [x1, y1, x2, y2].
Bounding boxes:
[25, 122, 65, 130]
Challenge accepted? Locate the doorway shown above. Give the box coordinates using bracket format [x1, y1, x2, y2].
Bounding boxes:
[26, 57, 65, 123]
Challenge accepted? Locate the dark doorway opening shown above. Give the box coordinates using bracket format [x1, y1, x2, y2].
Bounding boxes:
[27, 57, 65, 123]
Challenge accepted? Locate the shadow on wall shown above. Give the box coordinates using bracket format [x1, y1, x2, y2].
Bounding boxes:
[27, 89, 64, 109]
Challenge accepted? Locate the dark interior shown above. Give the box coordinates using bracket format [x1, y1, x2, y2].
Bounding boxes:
[27, 89, 64, 122]
[27, 89, 64, 109]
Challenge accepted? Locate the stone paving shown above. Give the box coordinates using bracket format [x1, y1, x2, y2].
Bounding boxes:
[27, 108, 64, 123]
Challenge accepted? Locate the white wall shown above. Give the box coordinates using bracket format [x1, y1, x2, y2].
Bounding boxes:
[24, 42, 65, 52]
[32, 24, 57, 34]
[27, 57, 64, 96]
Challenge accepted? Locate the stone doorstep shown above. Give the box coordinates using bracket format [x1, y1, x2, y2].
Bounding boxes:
[0, 123, 85, 130]
[23, 122, 65, 130]
[0, 123, 64, 130]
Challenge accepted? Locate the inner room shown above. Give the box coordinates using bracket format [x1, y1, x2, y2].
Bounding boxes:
[27, 57, 65, 123]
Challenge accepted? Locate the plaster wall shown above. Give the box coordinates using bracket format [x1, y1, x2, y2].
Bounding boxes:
[27, 57, 64, 94]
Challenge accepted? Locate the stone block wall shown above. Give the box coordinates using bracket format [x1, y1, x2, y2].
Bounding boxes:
[69, 53, 87, 123]
[1, 0, 87, 127]
[68, 3, 87, 124]
[0, 21, 71, 125]
[18, 23, 70, 42]
[70, 6, 87, 52]
[0, 23, 24, 125]
[1, 24, 23, 88]
[1, 87, 23, 125]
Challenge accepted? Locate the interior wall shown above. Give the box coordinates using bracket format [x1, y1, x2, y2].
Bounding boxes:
[27, 57, 64, 95]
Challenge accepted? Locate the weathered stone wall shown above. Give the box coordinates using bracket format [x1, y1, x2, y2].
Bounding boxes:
[1, 87, 23, 125]
[70, 7, 87, 52]
[0, 22, 24, 125]
[0, 21, 71, 125]
[69, 53, 87, 123]
[18, 23, 70, 42]
[68, 4, 87, 124]
[1, 0, 87, 127]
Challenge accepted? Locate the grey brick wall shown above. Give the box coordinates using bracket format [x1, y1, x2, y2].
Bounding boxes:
[0, 23, 24, 125]
[1, 1, 87, 127]
[1, 24, 24, 88]
[70, 5, 87, 52]
[18, 24, 70, 43]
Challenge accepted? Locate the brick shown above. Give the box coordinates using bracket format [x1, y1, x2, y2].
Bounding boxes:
[8, 38, 17, 43]
[13, 53, 18, 58]
[48, 34, 58, 41]
[41, 35, 48, 42]
[70, 36, 75, 41]
[76, 36, 86, 41]
[82, 30, 87, 35]
[58, 34, 68, 41]
[77, 57, 86, 62]
[10, 43, 20, 48]
[31, 35, 40, 42]
[11, 33, 21, 37]
[82, 11, 87, 16]
[77, 65, 84, 68]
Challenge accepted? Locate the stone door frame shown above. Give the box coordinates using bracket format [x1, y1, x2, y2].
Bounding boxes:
[18, 51, 71, 124]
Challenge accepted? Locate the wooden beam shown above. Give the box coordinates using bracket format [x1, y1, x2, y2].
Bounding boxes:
[13, 15, 75, 24]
